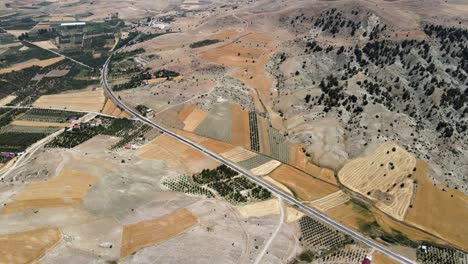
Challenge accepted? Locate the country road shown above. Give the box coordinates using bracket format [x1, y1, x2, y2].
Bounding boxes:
[101, 27, 414, 264]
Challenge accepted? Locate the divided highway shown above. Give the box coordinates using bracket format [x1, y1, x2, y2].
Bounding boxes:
[102, 51, 415, 264]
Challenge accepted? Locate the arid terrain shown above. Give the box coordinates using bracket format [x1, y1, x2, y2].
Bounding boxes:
[0, 0, 467, 263]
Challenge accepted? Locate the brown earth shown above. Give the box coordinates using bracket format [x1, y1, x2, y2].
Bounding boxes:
[137, 133, 221, 173]
[270, 164, 338, 201]
[120, 208, 198, 258]
[373, 252, 399, 264]
[404, 160, 468, 251]
[231, 103, 251, 149]
[288, 144, 338, 185]
[0, 227, 61, 264]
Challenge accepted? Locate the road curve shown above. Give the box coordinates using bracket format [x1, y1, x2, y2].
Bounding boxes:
[102, 48, 414, 264]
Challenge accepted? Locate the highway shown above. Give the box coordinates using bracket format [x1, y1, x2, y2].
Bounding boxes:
[101, 45, 415, 264]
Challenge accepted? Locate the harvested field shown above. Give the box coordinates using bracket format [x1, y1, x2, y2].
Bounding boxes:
[2, 168, 97, 214]
[405, 160, 468, 250]
[137, 134, 220, 173]
[10, 120, 68, 127]
[250, 160, 281, 176]
[0, 228, 61, 264]
[237, 154, 272, 170]
[32, 40, 58, 50]
[33, 90, 105, 112]
[376, 178, 414, 221]
[309, 190, 350, 212]
[120, 208, 198, 258]
[0, 95, 16, 106]
[231, 104, 250, 149]
[264, 176, 294, 196]
[338, 142, 416, 219]
[220, 147, 257, 163]
[237, 199, 279, 218]
[194, 101, 232, 142]
[288, 144, 337, 185]
[0, 57, 64, 74]
[270, 165, 338, 201]
[183, 107, 208, 132]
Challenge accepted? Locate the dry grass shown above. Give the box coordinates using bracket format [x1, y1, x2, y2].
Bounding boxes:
[288, 144, 338, 185]
[120, 208, 198, 258]
[0, 95, 16, 106]
[138, 134, 220, 173]
[2, 168, 97, 214]
[183, 107, 208, 132]
[338, 142, 416, 220]
[220, 147, 257, 163]
[286, 207, 304, 223]
[33, 90, 105, 112]
[309, 190, 350, 212]
[270, 164, 338, 201]
[10, 120, 68, 127]
[0, 57, 64, 74]
[231, 104, 250, 149]
[0, 228, 61, 264]
[250, 160, 281, 176]
[405, 160, 468, 250]
[237, 199, 279, 218]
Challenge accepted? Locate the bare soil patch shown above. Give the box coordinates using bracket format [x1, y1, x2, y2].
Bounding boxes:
[32, 40, 58, 50]
[270, 164, 338, 201]
[0, 227, 61, 264]
[120, 208, 198, 258]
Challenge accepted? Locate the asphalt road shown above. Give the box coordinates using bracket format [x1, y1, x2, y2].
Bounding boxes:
[101, 47, 414, 264]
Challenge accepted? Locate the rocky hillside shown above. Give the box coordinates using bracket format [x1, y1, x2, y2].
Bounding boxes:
[270, 7, 467, 192]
